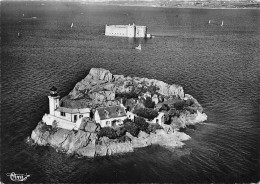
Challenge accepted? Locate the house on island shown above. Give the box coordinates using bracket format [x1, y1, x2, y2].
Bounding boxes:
[94, 105, 128, 127]
[150, 112, 165, 126]
[42, 87, 90, 130]
[42, 87, 165, 130]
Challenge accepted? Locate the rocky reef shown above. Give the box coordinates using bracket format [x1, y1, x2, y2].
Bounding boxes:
[30, 68, 207, 158]
[31, 120, 190, 157]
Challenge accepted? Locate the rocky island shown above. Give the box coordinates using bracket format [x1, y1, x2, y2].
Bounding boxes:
[30, 68, 207, 157]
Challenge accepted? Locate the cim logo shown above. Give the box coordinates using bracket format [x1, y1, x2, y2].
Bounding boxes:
[6, 172, 30, 182]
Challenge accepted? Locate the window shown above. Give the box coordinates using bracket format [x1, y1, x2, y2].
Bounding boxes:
[106, 121, 110, 126]
[112, 120, 116, 126]
[60, 112, 66, 117]
[79, 115, 83, 118]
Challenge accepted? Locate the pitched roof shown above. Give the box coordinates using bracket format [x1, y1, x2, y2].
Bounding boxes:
[56, 107, 90, 114]
[96, 105, 127, 120]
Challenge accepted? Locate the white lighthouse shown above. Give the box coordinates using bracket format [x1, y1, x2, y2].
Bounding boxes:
[42, 86, 92, 130]
[48, 86, 60, 115]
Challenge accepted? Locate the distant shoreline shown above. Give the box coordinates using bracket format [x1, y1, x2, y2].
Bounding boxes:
[83, 2, 260, 10]
[110, 4, 260, 10]
[4, 1, 259, 10]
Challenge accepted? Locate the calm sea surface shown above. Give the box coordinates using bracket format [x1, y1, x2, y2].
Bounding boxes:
[1, 2, 259, 183]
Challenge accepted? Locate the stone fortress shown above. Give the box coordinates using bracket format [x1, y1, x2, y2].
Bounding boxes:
[105, 23, 151, 38]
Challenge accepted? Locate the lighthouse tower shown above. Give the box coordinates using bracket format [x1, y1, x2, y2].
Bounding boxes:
[48, 86, 60, 115]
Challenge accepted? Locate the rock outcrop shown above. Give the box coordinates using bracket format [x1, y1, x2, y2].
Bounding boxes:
[126, 125, 190, 149]
[31, 121, 134, 157]
[62, 68, 184, 108]
[30, 122, 190, 158]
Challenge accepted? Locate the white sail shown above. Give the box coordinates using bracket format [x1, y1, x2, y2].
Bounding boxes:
[209, 20, 211, 24]
[221, 21, 224, 27]
[71, 23, 73, 28]
[135, 44, 141, 50]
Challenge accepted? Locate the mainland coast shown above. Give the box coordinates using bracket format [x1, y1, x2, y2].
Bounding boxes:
[83, 1, 260, 9]
[30, 68, 207, 158]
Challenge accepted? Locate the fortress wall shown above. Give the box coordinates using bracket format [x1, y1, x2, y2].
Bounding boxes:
[105, 25, 129, 37]
[105, 25, 147, 38]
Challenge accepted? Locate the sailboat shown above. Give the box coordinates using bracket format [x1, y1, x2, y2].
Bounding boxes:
[209, 20, 211, 24]
[71, 22, 74, 28]
[135, 44, 141, 50]
[18, 32, 21, 38]
[221, 21, 224, 27]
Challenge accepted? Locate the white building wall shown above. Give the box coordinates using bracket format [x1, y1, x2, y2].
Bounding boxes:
[78, 113, 90, 119]
[97, 116, 127, 127]
[54, 111, 72, 122]
[94, 111, 101, 124]
[75, 118, 84, 130]
[105, 25, 128, 37]
[151, 112, 165, 126]
[53, 111, 90, 123]
[126, 111, 135, 121]
[42, 114, 76, 130]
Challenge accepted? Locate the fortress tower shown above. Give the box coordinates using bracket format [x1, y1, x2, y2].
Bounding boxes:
[127, 23, 136, 38]
[136, 26, 147, 38]
[48, 86, 60, 115]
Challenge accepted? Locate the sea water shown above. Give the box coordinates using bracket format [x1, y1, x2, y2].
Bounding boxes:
[1, 2, 259, 183]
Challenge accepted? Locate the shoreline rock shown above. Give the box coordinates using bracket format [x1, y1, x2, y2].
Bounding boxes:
[30, 121, 190, 158]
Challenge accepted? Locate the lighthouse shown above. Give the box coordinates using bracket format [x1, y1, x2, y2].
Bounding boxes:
[48, 86, 60, 115]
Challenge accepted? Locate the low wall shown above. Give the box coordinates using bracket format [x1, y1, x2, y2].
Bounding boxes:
[42, 114, 76, 130]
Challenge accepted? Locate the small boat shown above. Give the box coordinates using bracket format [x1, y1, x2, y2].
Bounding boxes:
[71, 22, 74, 28]
[209, 20, 211, 24]
[135, 44, 141, 50]
[18, 32, 21, 38]
[221, 20, 224, 27]
[146, 33, 152, 38]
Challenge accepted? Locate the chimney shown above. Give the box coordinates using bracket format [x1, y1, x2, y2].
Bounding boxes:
[116, 108, 121, 116]
[104, 109, 109, 117]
